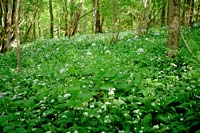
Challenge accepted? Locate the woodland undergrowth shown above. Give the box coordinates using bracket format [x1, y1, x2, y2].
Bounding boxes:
[0, 27, 200, 132]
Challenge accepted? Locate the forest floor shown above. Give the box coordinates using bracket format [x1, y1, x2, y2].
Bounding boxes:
[0, 27, 200, 132]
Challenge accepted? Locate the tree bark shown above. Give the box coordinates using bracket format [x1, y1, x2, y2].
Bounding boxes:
[0, 0, 13, 53]
[168, 0, 181, 58]
[14, 0, 21, 72]
[71, 0, 83, 36]
[196, 1, 200, 21]
[184, 0, 194, 26]
[137, 0, 149, 36]
[49, 0, 54, 38]
[62, 0, 68, 36]
[161, 1, 167, 26]
[93, 0, 101, 33]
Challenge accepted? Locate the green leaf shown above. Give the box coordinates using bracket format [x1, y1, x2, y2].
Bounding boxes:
[16, 128, 27, 133]
[141, 113, 152, 130]
[156, 114, 170, 123]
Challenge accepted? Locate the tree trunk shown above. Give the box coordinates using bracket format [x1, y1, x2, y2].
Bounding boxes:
[71, 0, 83, 36]
[62, 0, 68, 36]
[168, 0, 181, 58]
[14, 0, 21, 72]
[196, 1, 200, 21]
[0, 0, 13, 53]
[185, 0, 194, 26]
[137, 0, 149, 36]
[161, 1, 167, 26]
[93, 0, 101, 33]
[49, 0, 54, 38]
[37, 15, 42, 38]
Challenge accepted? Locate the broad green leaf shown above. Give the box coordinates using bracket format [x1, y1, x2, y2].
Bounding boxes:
[141, 113, 152, 130]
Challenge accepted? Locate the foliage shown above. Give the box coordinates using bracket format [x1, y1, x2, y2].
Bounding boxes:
[0, 27, 200, 132]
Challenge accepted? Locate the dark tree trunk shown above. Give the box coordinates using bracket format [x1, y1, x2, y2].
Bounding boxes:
[93, 0, 102, 33]
[0, 0, 21, 53]
[168, 0, 181, 58]
[71, 0, 83, 36]
[62, 0, 68, 36]
[49, 0, 54, 38]
[161, 1, 167, 26]
[1, 0, 13, 53]
[196, 1, 200, 21]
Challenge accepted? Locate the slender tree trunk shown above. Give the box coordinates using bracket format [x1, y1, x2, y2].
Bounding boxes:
[110, 0, 121, 43]
[71, 0, 83, 36]
[161, 1, 167, 26]
[168, 0, 181, 58]
[0, 1, 3, 51]
[69, 0, 74, 37]
[182, 0, 186, 25]
[62, 0, 68, 36]
[196, 1, 200, 21]
[184, 0, 194, 26]
[93, 0, 101, 33]
[137, 0, 149, 36]
[14, 0, 21, 72]
[189, 0, 194, 25]
[37, 15, 42, 38]
[32, 16, 36, 39]
[49, 0, 54, 38]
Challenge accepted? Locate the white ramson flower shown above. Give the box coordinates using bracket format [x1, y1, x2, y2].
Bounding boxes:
[139, 130, 143, 133]
[102, 104, 107, 110]
[97, 109, 102, 113]
[61, 115, 67, 118]
[64, 93, 71, 98]
[154, 32, 160, 36]
[74, 130, 78, 133]
[65, 63, 69, 67]
[83, 112, 89, 117]
[137, 48, 144, 54]
[50, 99, 55, 103]
[153, 125, 159, 129]
[105, 50, 111, 54]
[133, 109, 140, 114]
[108, 90, 114, 96]
[170, 63, 177, 67]
[134, 35, 139, 40]
[108, 88, 115, 96]
[105, 102, 111, 105]
[91, 42, 96, 46]
[151, 102, 156, 106]
[96, 115, 100, 118]
[32, 128, 37, 131]
[86, 51, 92, 56]
[104, 115, 111, 123]
[60, 68, 66, 74]
[15, 112, 20, 115]
[90, 104, 95, 108]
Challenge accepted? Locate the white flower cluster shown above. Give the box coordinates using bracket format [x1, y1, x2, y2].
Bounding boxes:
[137, 48, 144, 54]
[108, 88, 116, 97]
[60, 63, 70, 74]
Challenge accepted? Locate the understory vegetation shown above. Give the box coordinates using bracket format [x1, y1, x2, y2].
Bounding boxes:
[0, 27, 200, 132]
